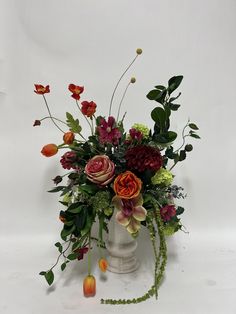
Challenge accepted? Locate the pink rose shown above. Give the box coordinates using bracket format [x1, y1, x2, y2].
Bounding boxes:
[85, 155, 115, 186]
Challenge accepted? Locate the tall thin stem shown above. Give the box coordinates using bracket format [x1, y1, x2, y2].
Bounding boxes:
[40, 116, 67, 125]
[108, 54, 138, 116]
[87, 233, 92, 275]
[42, 95, 65, 133]
[116, 82, 131, 122]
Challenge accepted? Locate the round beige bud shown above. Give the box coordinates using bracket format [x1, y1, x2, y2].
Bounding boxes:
[136, 48, 143, 55]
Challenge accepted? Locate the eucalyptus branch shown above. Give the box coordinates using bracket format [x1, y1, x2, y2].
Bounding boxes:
[50, 237, 72, 271]
[174, 120, 190, 153]
[42, 95, 65, 133]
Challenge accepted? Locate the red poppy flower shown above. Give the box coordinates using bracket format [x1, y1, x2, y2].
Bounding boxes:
[34, 84, 50, 94]
[81, 101, 97, 117]
[68, 84, 84, 100]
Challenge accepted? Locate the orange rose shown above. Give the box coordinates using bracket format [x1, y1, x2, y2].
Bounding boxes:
[41, 144, 58, 157]
[113, 171, 142, 199]
[63, 131, 75, 145]
[83, 275, 96, 297]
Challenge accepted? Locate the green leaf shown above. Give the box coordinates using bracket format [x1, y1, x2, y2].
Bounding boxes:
[179, 150, 186, 161]
[67, 253, 77, 260]
[39, 271, 46, 276]
[66, 112, 82, 134]
[153, 131, 177, 144]
[45, 270, 54, 286]
[176, 206, 185, 215]
[189, 123, 199, 130]
[61, 263, 67, 271]
[79, 184, 99, 195]
[60, 225, 75, 241]
[146, 89, 162, 100]
[169, 103, 181, 111]
[67, 202, 83, 214]
[48, 186, 66, 193]
[154, 85, 166, 90]
[168, 75, 183, 94]
[72, 241, 81, 251]
[81, 215, 93, 236]
[169, 92, 181, 102]
[151, 107, 166, 130]
[190, 133, 201, 139]
[54, 242, 63, 253]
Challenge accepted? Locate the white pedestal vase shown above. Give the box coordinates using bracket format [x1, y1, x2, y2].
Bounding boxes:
[106, 210, 139, 274]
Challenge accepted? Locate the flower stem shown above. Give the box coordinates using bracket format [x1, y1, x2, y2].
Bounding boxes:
[116, 82, 131, 122]
[76, 100, 93, 135]
[42, 95, 65, 133]
[87, 233, 92, 276]
[108, 54, 139, 117]
[40, 116, 67, 125]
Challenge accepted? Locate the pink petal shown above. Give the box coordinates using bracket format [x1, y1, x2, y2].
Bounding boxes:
[116, 211, 130, 227]
[126, 218, 141, 234]
[132, 206, 147, 221]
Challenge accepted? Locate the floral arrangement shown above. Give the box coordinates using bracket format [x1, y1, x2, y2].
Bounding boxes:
[34, 49, 200, 305]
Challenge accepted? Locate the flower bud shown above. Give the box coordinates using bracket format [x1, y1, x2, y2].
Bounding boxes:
[63, 131, 75, 145]
[98, 258, 108, 272]
[83, 275, 96, 297]
[136, 48, 142, 55]
[33, 120, 41, 126]
[185, 144, 193, 152]
[130, 77, 136, 83]
[41, 144, 58, 157]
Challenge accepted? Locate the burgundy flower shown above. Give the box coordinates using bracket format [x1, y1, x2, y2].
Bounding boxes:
[60, 151, 79, 170]
[97, 116, 121, 145]
[125, 145, 162, 172]
[129, 128, 143, 142]
[81, 101, 97, 118]
[75, 247, 89, 260]
[160, 205, 176, 222]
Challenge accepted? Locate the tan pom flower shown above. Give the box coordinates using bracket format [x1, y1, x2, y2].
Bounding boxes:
[130, 77, 136, 83]
[136, 48, 142, 55]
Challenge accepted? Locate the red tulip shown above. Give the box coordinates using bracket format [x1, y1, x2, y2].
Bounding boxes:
[41, 144, 58, 157]
[34, 84, 50, 94]
[83, 275, 96, 297]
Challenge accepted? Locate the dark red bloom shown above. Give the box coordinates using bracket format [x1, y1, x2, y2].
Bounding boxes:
[75, 247, 89, 260]
[68, 84, 84, 100]
[81, 101, 97, 117]
[33, 119, 41, 126]
[97, 116, 121, 145]
[34, 84, 50, 94]
[129, 128, 143, 141]
[125, 145, 162, 172]
[160, 205, 176, 222]
[60, 151, 79, 170]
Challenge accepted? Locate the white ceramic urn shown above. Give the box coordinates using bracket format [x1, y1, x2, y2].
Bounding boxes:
[106, 209, 139, 273]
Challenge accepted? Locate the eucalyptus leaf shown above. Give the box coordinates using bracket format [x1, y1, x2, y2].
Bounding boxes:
[67, 253, 77, 260]
[168, 75, 183, 94]
[189, 123, 199, 130]
[61, 263, 67, 271]
[48, 186, 66, 193]
[190, 133, 201, 139]
[45, 270, 54, 286]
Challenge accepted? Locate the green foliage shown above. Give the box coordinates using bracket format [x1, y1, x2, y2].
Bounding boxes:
[44, 270, 54, 286]
[66, 112, 82, 134]
[168, 75, 183, 94]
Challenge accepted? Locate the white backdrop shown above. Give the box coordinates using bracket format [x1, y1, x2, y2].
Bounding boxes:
[0, 0, 236, 313]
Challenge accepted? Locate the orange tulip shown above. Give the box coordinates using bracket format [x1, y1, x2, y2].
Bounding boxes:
[98, 258, 108, 272]
[83, 275, 96, 297]
[41, 144, 58, 157]
[63, 131, 75, 145]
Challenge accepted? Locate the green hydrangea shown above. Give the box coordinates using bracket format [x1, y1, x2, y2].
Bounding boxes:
[151, 168, 173, 186]
[131, 123, 150, 138]
[163, 225, 176, 236]
[91, 191, 113, 216]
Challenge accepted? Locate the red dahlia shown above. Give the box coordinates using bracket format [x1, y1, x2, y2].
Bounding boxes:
[60, 151, 79, 170]
[125, 145, 162, 172]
